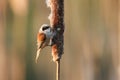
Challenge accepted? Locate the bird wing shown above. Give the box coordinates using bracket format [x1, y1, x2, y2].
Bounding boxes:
[37, 33, 46, 49]
[36, 33, 46, 63]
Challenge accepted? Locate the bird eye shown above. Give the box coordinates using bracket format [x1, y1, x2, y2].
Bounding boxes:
[42, 26, 50, 31]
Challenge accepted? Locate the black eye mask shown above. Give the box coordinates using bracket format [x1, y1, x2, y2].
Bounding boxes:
[42, 26, 50, 31]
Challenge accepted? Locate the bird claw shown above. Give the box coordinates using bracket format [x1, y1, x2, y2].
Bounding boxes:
[49, 39, 53, 46]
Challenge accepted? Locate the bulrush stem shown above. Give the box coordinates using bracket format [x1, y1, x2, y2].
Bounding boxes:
[46, 0, 64, 80]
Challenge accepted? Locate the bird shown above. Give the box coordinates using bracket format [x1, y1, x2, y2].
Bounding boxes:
[35, 24, 54, 63]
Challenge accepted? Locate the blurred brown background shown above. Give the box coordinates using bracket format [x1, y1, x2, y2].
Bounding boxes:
[0, 0, 119, 80]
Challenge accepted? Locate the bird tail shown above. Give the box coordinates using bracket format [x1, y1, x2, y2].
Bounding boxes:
[35, 48, 41, 63]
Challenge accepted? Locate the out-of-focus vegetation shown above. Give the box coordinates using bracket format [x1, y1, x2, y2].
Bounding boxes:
[0, 0, 119, 80]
